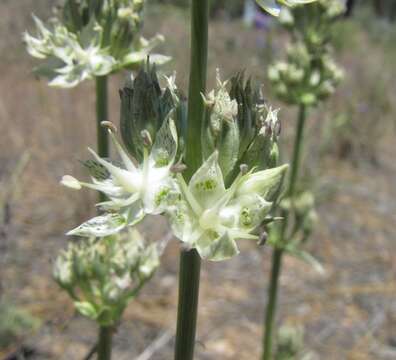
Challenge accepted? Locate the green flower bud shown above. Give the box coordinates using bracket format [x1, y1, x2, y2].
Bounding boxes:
[53, 251, 74, 289]
[119, 63, 185, 162]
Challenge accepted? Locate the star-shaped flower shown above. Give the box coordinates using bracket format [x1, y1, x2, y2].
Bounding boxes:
[167, 152, 288, 261]
[61, 117, 179, 237]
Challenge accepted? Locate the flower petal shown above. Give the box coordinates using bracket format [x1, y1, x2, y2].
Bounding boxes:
[196, 231, 239, 261]
[188, 152, 226, 209]
[256, 0, 282, 16]
[236, 164, 288, 200]
[150, 116, 178, 168]
[67, 213, 127, 237]
[88, 148, 141, 193]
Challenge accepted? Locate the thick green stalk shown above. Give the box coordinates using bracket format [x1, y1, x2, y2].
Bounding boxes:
[184, 0, 209, 180]
[262, 104, 307, 360]
[174, 1, 209, 360]
[97, 326, 113, 360]
[95, 76, 109, 202]
[174, 249, 202, 360]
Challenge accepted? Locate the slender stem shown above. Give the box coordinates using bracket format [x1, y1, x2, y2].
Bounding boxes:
[174, 1, 209, 359]
[95, 76, 109, 202]
[287, 105, 307, 199]
[97, 326, 113, 360]
[262, 104, 307, 360]
[262, 248, 283, 360]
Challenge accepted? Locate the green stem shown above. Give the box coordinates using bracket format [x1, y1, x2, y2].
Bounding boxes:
[174, 1, 209, 360]
[97, 326, 113, 360]
[184, 0, 209, 180]
[262, 104, 307, 360]
[95, 76, 109, 202]
[68, 0, 83, 31]
[287, 105, 307, 199]
[263, 248, 283, 360]
[174, 248, 202, 360]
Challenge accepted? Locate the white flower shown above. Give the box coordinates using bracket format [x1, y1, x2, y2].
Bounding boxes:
[24, 9, 169, 88]
[167, 152, 288, 261]
[256, 0, 318, 17]
[62, 117, 179, 237]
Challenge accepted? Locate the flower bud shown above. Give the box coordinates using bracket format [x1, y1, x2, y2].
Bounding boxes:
[119, 64, 184, 161]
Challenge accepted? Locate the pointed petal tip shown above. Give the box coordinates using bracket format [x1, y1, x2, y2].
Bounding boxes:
[61, 175, 82, 190]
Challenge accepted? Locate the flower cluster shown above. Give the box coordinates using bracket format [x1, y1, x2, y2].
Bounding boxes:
[61, 68, 288, 261]
[268, 0, 345, 106]
[24, 0, 169, 87]
[256, 0, 318, 17]
[268, 43, 344, 106]
[53, 229, 160, 326]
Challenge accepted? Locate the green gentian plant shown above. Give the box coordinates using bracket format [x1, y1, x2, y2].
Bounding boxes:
[60, 46, 288, 360]
[261, 1, 345, 359]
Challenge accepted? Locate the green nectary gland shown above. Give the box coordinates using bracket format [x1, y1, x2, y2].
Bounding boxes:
[154, 187, 171, 206]
[241, 207, 252, 227]
[195, 179, 217, 191]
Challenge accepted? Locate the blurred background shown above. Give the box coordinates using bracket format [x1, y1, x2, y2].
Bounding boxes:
[0, 0, 395, 359]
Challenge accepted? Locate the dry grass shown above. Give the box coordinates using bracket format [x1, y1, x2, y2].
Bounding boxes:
[1, 3, 396, 359]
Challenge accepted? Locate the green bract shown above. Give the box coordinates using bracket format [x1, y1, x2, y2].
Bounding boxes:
[119, 64, 186, 163]
[53, 229, 160, 326]
[167, 152, 288, 261]
[61, 116, 179, 237]
[256, 0, 318, 17]
[24, 0, 169, 87]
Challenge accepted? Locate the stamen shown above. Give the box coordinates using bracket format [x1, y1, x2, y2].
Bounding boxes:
[101, 121, 118, 133]
[141, 130, 153, 148]
[170, 163, 187, 174]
